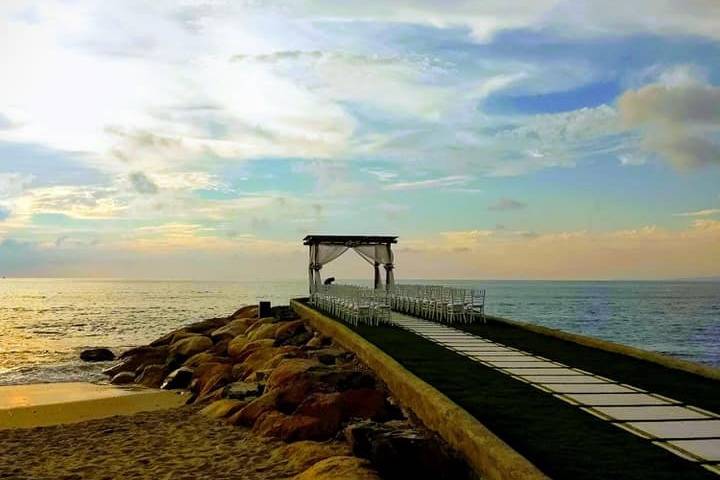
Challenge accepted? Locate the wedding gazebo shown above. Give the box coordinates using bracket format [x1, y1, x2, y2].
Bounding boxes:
[303, 235, 397, 293]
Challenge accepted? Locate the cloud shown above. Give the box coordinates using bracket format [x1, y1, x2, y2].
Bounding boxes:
[128, 172, 159, 195]
[618, 66, 720, 168]
[488, 198, 527, 211]
[674, 209, 720, 217]
[384, 175, 472, 191]
[0, 205, 10, 221]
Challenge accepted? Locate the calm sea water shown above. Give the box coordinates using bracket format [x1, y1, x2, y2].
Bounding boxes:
[1, 278, 718, 385]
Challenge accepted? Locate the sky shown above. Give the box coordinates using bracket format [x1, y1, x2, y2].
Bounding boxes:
[1, 0, 719, 280]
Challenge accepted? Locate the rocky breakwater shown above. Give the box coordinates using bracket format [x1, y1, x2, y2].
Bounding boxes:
[99, 304, 473, 480]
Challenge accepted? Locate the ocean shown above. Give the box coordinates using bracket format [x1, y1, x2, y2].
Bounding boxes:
[1, 278, 718, 385]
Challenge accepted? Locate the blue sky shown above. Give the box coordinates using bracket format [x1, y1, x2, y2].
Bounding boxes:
[1, 1, 719, 280]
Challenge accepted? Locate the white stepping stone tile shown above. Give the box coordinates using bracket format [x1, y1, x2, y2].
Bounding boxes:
[519, 375, 606, 384]
[487, 360, 560, 368]
[628, 420, 720, 439]
[464, 354, 533, 361]
[592, 406, 711, 421]
[564, 393, 672, 406]
[468, 352, 532, 358]
[542, 384, 636, 394]
[667, 439, 720, 462]
[506, 367, 582, 376]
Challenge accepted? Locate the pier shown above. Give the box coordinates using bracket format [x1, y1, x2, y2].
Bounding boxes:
[293, 299, 720, 480]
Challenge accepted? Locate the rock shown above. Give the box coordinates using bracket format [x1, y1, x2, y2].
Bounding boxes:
[253, 410, 338, 442]
[265, 359, 322, 393]
[136, 364, 167, 388]
[161, 367, 194, 390]
[80, 348, 115, 362]
[339, 389, 389, 421]
[103, 346, 168, 377]
[230, 304, 258, 319]
[305, 335, 324, 349]
[183, 317, 230, 335]
[223, 381, 263, 400]
[235, 346, 294, 379]
[247, 323, 280, 341]
[192, 362, 233, 401]
[244, 368, 274, 383]
[256, 349, 304, 374]
[271, 305, 299, 322]
[306, 348, 349, 365]
[294, 456, 381, 480]
[227, 391, 280, 426]
[280, 331, 314, 347]
[344, 420, 471, 480]
[229, 339, 273, 361]
[169, 335, 213, 357]
[244, 317, 276, 337]
[227, 336, 251, 359]
[269, 441, 351, 472]
[209, 338, 230, 356]
[110, 371, 136, 384]
[273, 320, 306, 344]
[210, 318, 254, 342]
[183, 352, 227, 369]
[199, 399, 246, 419]
[292, 392, 344, 439]
[149, 329, 194, 347]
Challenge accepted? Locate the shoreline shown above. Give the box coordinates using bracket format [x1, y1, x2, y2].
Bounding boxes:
[0, 382, 186, 430]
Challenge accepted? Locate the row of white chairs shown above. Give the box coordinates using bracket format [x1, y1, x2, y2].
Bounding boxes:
[310, 283, 486, 326]
[388, 284, 486, 324]
[310, 285, 391, 326]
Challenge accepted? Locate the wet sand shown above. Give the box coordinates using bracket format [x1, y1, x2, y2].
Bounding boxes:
[0, 405, 301, 480]
[0, 382, 186, 429]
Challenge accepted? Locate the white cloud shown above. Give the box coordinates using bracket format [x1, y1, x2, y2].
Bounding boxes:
[384, 175, 473, 191]
[618, 66, 720, 168]
[674, 209, 720, 217]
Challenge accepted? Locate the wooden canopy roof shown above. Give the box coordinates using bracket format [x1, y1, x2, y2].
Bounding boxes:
[303, 235, 398, 246]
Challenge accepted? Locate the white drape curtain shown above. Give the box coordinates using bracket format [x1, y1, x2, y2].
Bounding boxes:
[308, 242, 395, 293]
[310, 244, 349, 292]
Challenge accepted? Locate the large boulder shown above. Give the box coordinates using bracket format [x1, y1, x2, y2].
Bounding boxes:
[103, 346, 168, 377]
[136, 364, 167, 388]
[234, 346, 297, 380]
[291, 392, 344, 439]
[227, 391, 280, 426]
[339, 389, 389, 421]
[199, 399, 247, 419]
[149, 329, 195, 347]
[244, 317, 276, 337]
[192, 362, 233, 401]
[183, 317, 231, 335]
[80, 348, 115, 362]
[230, 305, 258, 319]
[210, 318, 254, 342]
[273, 320, 306, 344]
[265, 359, 322, 393]
[306, 348, 350, 366]
[294, 456, 381, 480]
[252, 410, 338, 442]
[227, 336, 251, 359]
[169, 335, 213, 357]
[161, 367, 194, 390]
[344, 420, 471, 480]
[223, 381, 264, 400]
[247, 322, 280, 341]
[183, 352, 227, 369]
[269, 441, 351, 472]
[110, 371, 135, 385]
[229, 339, 274, 361]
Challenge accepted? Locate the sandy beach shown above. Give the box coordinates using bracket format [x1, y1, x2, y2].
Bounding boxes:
[0, 405, 308, 480]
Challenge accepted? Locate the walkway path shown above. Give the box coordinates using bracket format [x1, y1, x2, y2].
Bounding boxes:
[390, 313, 720, 475]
